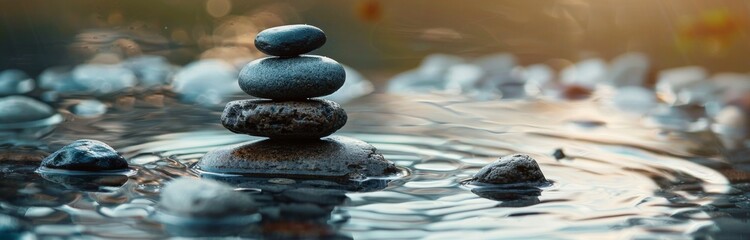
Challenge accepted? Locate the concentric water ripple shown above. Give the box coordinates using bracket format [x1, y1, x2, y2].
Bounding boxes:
[1, 93, 733, 239]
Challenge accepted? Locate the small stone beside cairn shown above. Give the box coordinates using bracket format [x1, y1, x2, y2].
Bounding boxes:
[199, 24, 397, 179]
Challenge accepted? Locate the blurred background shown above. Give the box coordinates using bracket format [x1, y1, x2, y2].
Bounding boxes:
[2, 0, 750, 82]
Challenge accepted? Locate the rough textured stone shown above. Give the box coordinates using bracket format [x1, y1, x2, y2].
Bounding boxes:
[255, 24, 326, 57]
[159, 178, 257, 217]
[238, 55, 345, 100]
[472, 154, 548, 185]
[41, 139, 128, 171]
[221, 99, 347, 139]
[198, 136, 397, 178]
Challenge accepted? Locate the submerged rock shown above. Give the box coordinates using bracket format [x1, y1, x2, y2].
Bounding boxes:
[255, 24, 326, 57]
[41, 139, 128, 171]
[561, 58, 607, 88]
[0, 69, 34, 96]
[238, 55, 346, 100]
[198, 136, 397, 178]
[221, 99, 347, 139]
[472, 154, 548, 185]
[159, 178, 257, 217]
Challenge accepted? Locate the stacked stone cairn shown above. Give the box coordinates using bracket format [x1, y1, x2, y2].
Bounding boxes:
[198, 24, 397, 179]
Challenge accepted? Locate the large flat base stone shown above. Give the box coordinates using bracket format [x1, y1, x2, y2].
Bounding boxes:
[197, 136, 397, 179]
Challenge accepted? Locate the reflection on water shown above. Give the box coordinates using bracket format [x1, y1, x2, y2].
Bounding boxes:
[0, 93, 746, 239]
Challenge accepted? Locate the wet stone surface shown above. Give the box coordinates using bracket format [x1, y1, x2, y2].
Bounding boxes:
[198, 136, 398, 178]
[221, 99, 347, 139]
[472, 154, 548, 185]
[40, 139, 128, 171]
[238, 55, 345, 100]
[255, 24, 326, 57]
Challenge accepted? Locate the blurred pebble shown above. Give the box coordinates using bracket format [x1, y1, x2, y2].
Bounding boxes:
[0, 70, 34, 96]
[607, 52, 649, 87]
[38, 66, 74, 90]
[613, 86, 657, 114]
[71, 64, 137, 95]
[656, 66, 707, 105]
[522, 64, 554, 96]
[387, 54, 464, 93]
[72, 100, 107, 118]
[0, 214, 26, 238]
[712, 106, 747, 149]
[122, 55, 177, 87]
[0, 96, 56, 124]
[323, 65, 374, 103]
[171, 59, 241, 106]
[561, 58, 607, 88]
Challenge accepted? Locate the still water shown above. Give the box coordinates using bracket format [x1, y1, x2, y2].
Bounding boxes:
[1, 92, 746, 239]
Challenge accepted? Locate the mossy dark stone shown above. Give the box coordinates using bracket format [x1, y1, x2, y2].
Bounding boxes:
[41, 139, 128, 171]
[197, 136, 398, 178]
[238, 55, 345, 100]
[221, 99, 347, 139]
[473, 154, 548, 185]
[255, 24, 326, 57]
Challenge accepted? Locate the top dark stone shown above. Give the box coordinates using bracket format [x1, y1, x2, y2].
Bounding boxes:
[255, 24, 326, 57]
[473, 154, 548, 185]
[41, 139, 128, 171]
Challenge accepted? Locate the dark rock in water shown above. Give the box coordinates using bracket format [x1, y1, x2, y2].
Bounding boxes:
[221, 99, 347, 139]
[473, 154, 548, 185]
[198, 136, 397, 178]
[255, 24, 326, 57]
[0, 214, 26, 239]
[552, 148, 566, 160]
[41, 139, 128, 171]
[159, 178, 257, 218]
[238, 55, 345, 100]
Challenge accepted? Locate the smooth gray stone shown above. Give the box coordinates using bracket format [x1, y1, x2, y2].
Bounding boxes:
[198, 136, 398, 178]
[41, 139, 128, 171]
[221, 99, 347, 139]
[472, 154, 548, 185]
[255, 24, 326, 57]
[238, 55, 345, 100]
[159, 178, 257, 218]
